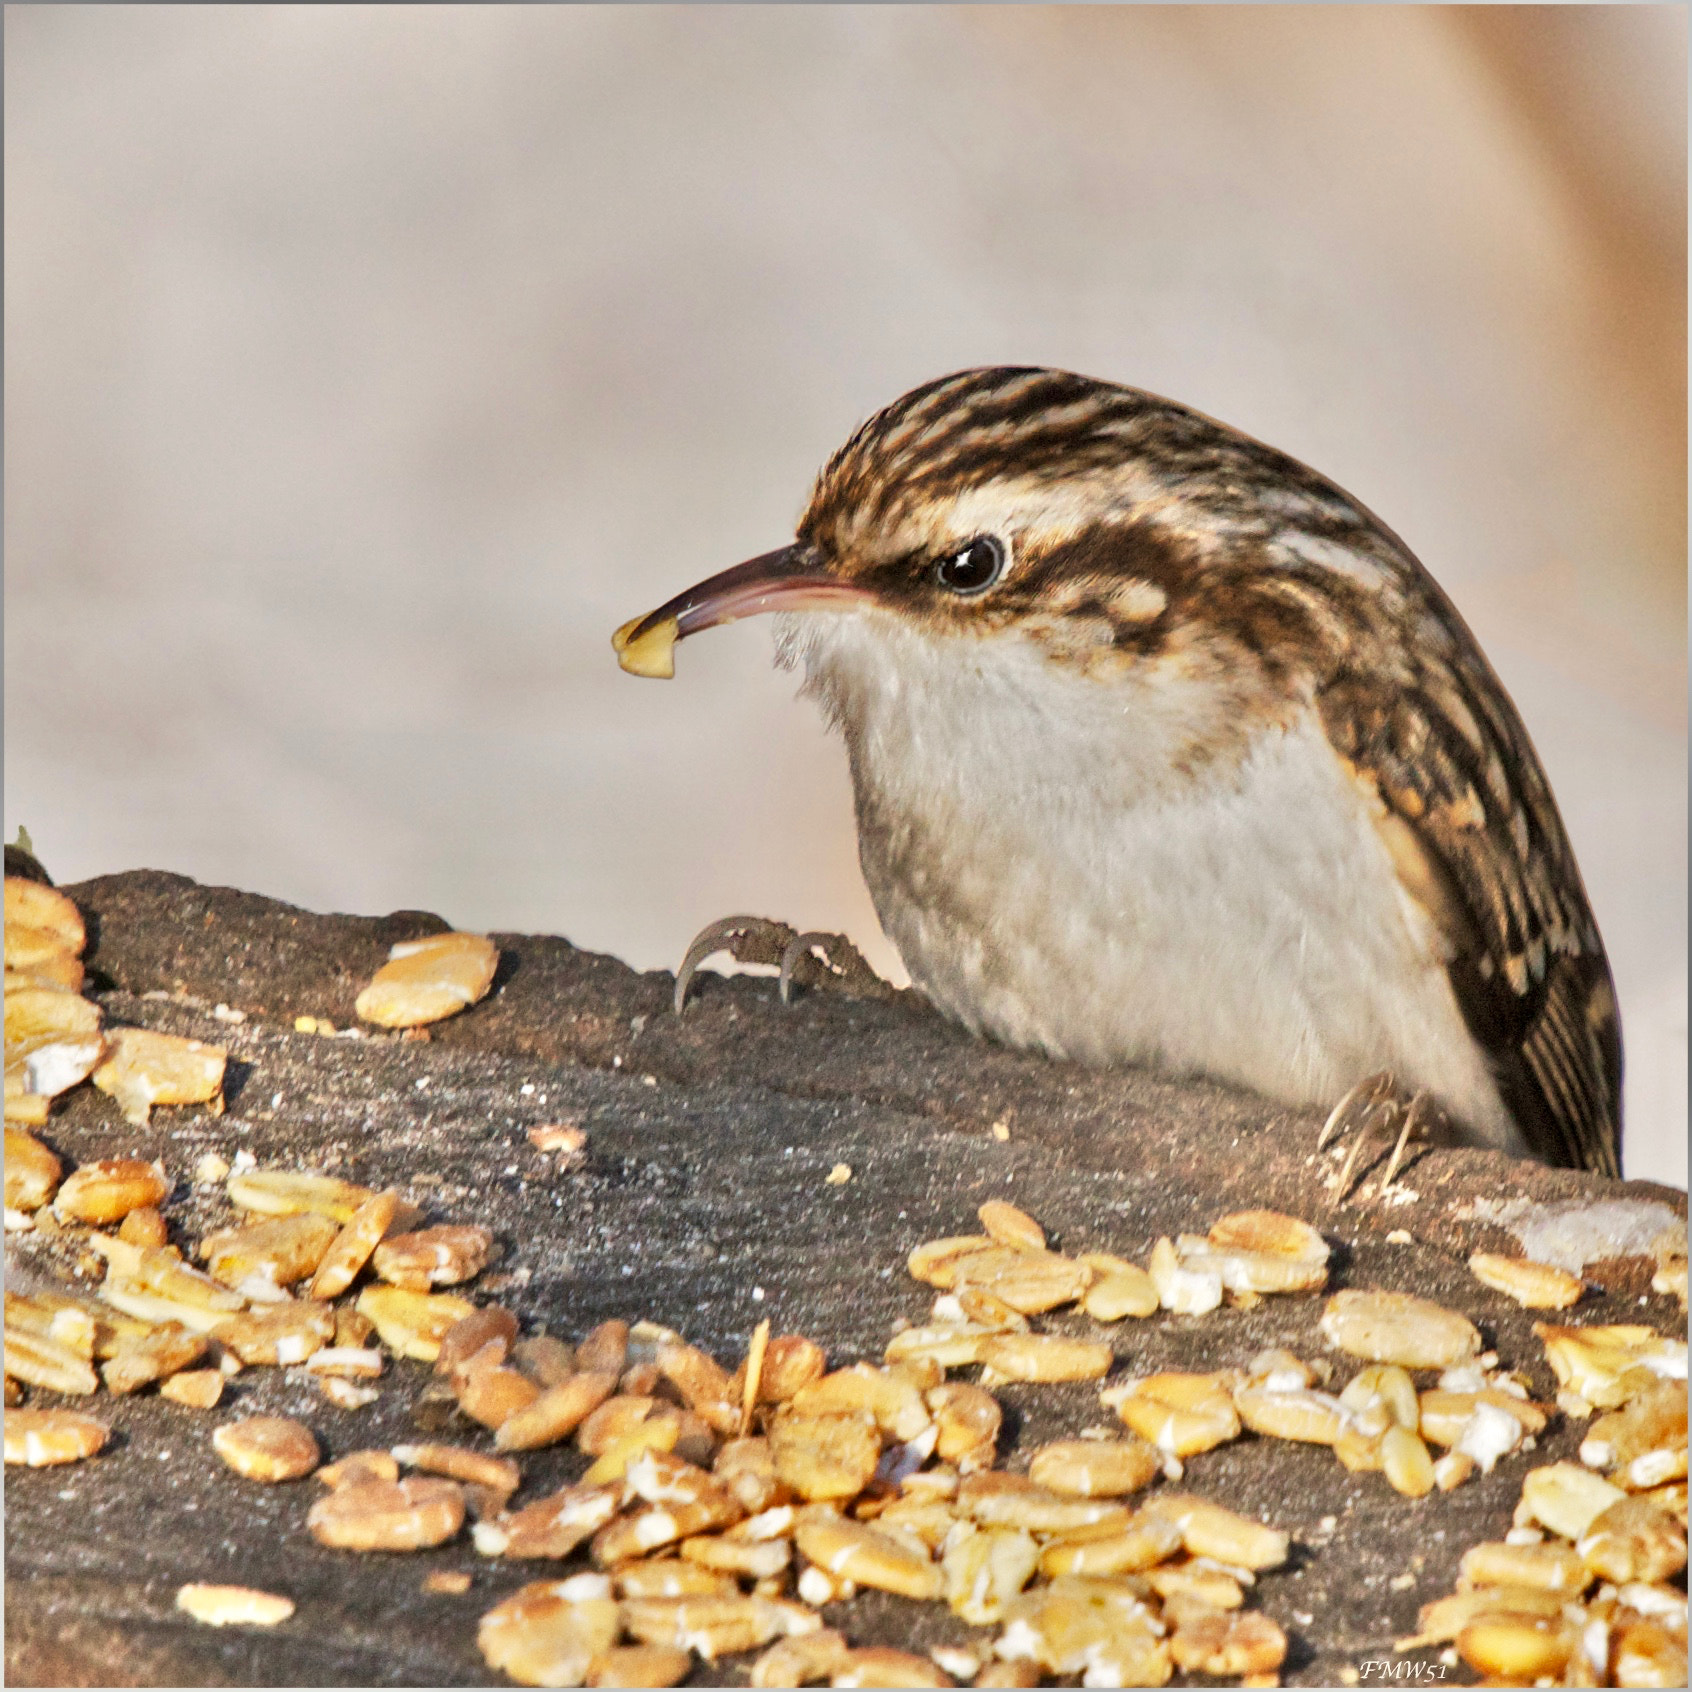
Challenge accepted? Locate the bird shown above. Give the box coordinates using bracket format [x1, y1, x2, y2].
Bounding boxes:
[612, 367, 1622, 1181]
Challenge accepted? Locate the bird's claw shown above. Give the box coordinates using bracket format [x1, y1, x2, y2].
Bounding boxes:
[1319, 1070, 1437, 1205]
[673, 915, 891, 1014]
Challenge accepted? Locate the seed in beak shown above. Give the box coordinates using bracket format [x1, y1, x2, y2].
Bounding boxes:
[612, 614, 680, 680]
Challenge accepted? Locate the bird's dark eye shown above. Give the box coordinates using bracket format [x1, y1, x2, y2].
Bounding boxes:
[934, 535, 1006, 596]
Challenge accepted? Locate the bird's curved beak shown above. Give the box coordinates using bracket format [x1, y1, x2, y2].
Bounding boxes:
[612, 545, 872, 678]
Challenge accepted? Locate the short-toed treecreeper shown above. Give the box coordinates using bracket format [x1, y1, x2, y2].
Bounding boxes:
[614, 368, 1622, 1179]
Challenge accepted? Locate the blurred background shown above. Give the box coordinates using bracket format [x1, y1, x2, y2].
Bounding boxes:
[6, 6, 1684, 1184]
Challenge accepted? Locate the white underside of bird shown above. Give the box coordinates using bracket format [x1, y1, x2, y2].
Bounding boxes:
[776, 604, 1526, 1157]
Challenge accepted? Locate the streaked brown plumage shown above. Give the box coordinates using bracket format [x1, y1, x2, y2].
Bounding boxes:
[616, 367, 1623, 1176]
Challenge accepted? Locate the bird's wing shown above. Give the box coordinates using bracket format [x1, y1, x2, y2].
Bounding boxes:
[1316, 593, 1622, 1176]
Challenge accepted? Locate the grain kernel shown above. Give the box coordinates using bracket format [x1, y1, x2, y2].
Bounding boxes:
[833, 1646, 955, 1686]
[54, 1158, 169, 1225]
[941, 1524, 1038, 1623]
[309, 1474, 465, 1550]
[1169, 1609, 1287, 1677]
[958, 1474, 1131, 1536]
[1468, 1251, 1584, 1309]
[792, 1364, 931, 1442]
[1106, 1372, 1241, 1457]
[228, 1169, 374, 1223]
[92, 1027, 226, 1125]
[977, 1201, 1045, 1252]
[475, 1481, 620, 1559]
[160, 1368, 225, 1409]
[356, 932, 498, 1028]
[907, 1235, 997, 1288]
[373, 1224, 493, 1290]
[1081, 1266, 1160, 1322]
[1137, 1495, 1289, 1570]
[5, 878, 85, 958]
[1319, 1289, 1481, 1369]
[770, 1414, 882, 1501]
[621, 1594, 817, 1659]
[796, 1514, 942, 1600]
[1234, 1386, 1345, 1445]
[201, 1212, 339, 1291]
[212, 1301, 336, 1367]
[751, 1628, 852, 1687]
[2, 1328, 98, 1395]
[928, 1382, 1002, 1468]
[477, 1581, 621, 1686]
[1521, 1462, 1628, 1540]
[4, 1406, 108, 1465]
[494, 1370, 618, 1451]
[1535, 1322, 1688, 1411]
[1028, 1437, 1160, 1498]
[175, 1583, 295, 1627]
[101, 1322, 207, 1394]
[1380, 1424, 1436, 1498]
[213, 1416, 320, 1482]
[1576, 1494, 1688, 1584]
[1456, 1614, 1575, 1682]
[117, 1205, 169, 1247]
[393, 1442, 520, 1495]
[589, 1644, 692, 1688]
[978, 1333, 1110, 1384]
[1458, 1540, 1591, 1593]
[355, 1285, 477, 1361]
[3, 1127, 61, 1211]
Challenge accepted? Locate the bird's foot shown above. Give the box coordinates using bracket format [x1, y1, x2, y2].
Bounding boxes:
[672, 914, 893, 1015]
[1317, 1071, 1443, 1205]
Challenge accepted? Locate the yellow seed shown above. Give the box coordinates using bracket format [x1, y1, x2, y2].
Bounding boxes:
[54, 1158, 169, 1225]
[478, 1582, 622, 1686]
[1028, 1438, 1160, 1498]
[355, 932, 499, 1029]
[1319, 1289, 1481, 1369]
[4, 879, 85, 959]
[213, 1416, 321, 1482]
[1456, 1615, 1575, 1682]
[175, 1583, 295, 1627]
[92, 1027, 225, 1125]
[977, 1201, 1046, 1252]
[309, 1475, 465, 1550]
[795, 1516, 942, 1601]
[770, 1413, 881, 1501]
[612, 613, 680, 679]
[1458, 1540, 1592, 1593]
[3, 1126, 61, 1211]
[978, 1334, 1111, 1384]
[1468, 1251, 1585, 1309]
[2, 1328, 99, 1396]
[4, 1406, 108, 1465]
[228, 1169, 373, 1222]
[1380, 1425, 1436, 1498]
[588, 1644, 693, 1688]
[1520, 1462, 1628, 1540]
[308, 1188, 401, 1300]
[355, 1286, 477, 1362]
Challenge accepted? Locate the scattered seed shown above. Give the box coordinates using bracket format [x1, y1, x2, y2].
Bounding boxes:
[3, 1127, 61, 1212]
[4, 1406, 108, 1465]
[309, 1474, 465, 1550]
[174, 1582, 295, 1628]
[356, 933, 499, 1029]
[213, 1416, 320, 1482]
[1319, 1289, 1482, 1369]
[92, 1027, 226, 1125]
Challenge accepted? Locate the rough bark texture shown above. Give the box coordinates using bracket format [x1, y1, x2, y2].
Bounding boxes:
[6, 869, 1685, 1687]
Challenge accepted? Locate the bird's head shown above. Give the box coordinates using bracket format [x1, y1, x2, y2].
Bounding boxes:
[613, 367, 1389, 709]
